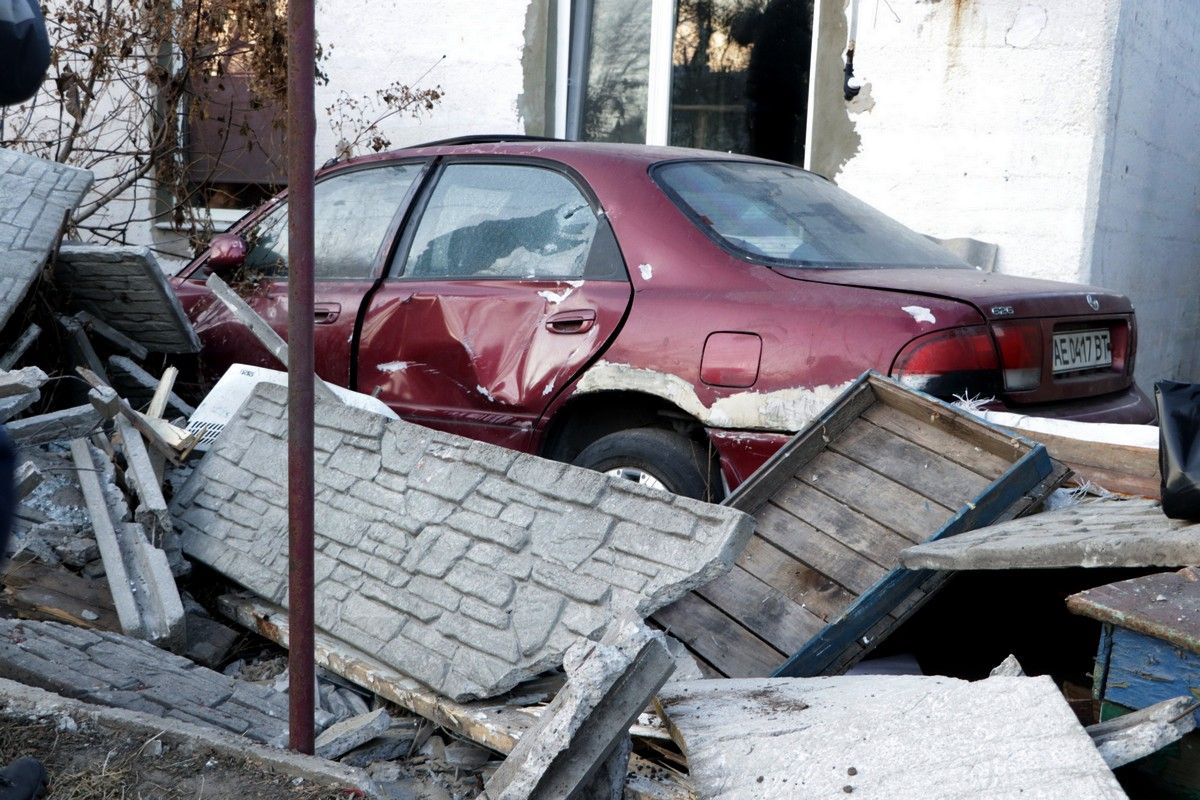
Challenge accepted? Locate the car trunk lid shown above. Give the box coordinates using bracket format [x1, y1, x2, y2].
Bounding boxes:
[773, 267, 1136, 404]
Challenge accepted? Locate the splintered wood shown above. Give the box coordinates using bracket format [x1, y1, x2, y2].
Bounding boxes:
[653, 372, 1061, 678]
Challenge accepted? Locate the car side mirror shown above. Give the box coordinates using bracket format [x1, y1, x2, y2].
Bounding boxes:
[207, 233, 248, 272]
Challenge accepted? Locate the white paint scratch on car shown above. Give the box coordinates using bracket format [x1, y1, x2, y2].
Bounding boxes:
[476, 384, 496, 402]
[902, 305, 937, 324]
[574, 361, 854, 432]
[638, 263, 654, 280]
[376, 361, 410, 373]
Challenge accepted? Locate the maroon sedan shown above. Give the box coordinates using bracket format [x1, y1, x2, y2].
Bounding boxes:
[171, 138, 1155, 500]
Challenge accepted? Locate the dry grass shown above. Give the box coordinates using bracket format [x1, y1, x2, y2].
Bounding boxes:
[0, 717, 357, 800]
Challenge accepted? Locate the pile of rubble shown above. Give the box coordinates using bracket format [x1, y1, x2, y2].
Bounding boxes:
[1, 147, 1198, 799]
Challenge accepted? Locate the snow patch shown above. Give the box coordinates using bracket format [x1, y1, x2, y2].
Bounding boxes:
[902, 305, 936, 324]
[376, 361, 410, 373]
[638, 263, 653, 280]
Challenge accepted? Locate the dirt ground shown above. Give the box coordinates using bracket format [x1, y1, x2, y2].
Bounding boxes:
[0, 716, 359, 800]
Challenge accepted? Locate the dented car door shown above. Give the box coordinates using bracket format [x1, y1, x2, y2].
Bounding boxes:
[356, 160, 631, 448]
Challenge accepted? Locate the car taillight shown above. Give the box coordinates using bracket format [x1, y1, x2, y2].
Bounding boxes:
[992, 321, 1043, 391]
[891, 325, 1001, 398]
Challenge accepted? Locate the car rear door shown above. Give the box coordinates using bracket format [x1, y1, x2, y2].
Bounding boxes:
[356, 159, 632, 448]
[186, 160, 428, 386]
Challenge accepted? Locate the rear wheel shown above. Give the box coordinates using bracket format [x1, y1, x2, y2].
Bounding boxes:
[572, 427, 723, 502]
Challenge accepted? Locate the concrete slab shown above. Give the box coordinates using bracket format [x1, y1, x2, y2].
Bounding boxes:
[70, 439, 184, 649]
[6, 404, 102, 444]
[481, 618, 674, 800]
[656, 676, 1128, 800]
[0, 149, 92, 331]
[314, 708, 392, 760]
[899, 499, 1200, 570]
[174, 382, 754, 701]
[53, 245, 200, 353]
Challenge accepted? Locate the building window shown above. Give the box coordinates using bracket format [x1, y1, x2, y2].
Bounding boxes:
[560, 0, 812, 166]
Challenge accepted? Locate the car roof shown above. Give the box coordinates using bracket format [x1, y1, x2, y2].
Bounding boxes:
[319, 137, 775, 178]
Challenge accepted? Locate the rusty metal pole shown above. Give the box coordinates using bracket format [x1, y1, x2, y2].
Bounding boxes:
[286, 0, 316, 755]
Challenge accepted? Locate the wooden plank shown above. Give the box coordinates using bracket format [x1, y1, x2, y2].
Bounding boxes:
[652, 593, 784, 678]
[771, 478, 912, 569]
[798, 450, 958, 543]
[1068, 568, 1200, 654]
[694, 565, 827, 656]
[1086, 696, 1198, 769]
[76, 367, 195, 463]
[1104, 627, 1200, 729]
[725, 378, 876, 515]
[869, 375, 1035, 462]
[830, 417, 993, 504]
[863, 403, 1011, 479]
[756, 501, 887, 595]
[1, 555, 120, 631]
[736, 535, 856, 624]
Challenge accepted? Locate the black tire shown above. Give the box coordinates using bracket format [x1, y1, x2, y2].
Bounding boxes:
[572, 427, 723, 502]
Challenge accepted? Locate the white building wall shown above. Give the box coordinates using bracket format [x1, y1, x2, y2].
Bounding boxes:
[1084, 0, 1200, 385]
[825, 0, 1119, 285]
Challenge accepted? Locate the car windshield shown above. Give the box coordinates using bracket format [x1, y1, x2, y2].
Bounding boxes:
[654, 161, 971, 270]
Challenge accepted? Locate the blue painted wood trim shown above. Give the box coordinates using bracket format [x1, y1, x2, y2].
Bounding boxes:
[773, 428, 1053, 678]
[1103, 626, 1200, 727]
[1093, 623, 1115, 702]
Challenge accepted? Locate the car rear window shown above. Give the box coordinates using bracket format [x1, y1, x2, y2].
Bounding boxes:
[653, 161, 970, 270]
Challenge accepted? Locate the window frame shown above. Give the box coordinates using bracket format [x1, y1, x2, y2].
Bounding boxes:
[388, 156, 629, 283]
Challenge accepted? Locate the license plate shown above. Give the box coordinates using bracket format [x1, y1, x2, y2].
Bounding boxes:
[1052, 329, 1112, 374]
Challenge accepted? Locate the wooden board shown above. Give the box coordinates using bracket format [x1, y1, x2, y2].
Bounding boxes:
[1, 555, 121, 631]
[652, 371, 1058, 678]
[1068, 567, 1200, 654]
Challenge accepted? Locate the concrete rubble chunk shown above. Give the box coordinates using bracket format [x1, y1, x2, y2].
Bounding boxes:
[58, 313, 111, 384]
[0, 323, 42, 371]
[480, 618, 674, 800]
[0, 366, 47, 399]
[989, 654, 1027, 678]
[174, 382, 753, 700]
[14, 461, 43, 499]
[1086, 696, 1198, 769]
[900, 498, 1200, 570]
[0, 149, 93, 331]
[315, 708, 393, 760]
[70, 439, 184, 650]
[53, 244, 201, 353]
[7, 404, 102, 445]
[656, 675, 1129, 800]
[74, 310, 149, 360]
[114, 412, 181, 571]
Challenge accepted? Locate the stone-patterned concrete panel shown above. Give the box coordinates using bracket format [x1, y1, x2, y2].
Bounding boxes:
[174, 383, 754, 700]
[53, 244, 201, 353]
[0, 149, 92, 331]
[0, 618, 312, 745]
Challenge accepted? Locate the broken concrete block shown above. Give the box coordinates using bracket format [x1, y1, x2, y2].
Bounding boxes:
[0, 389, 39, 423]
[315, 708, 392, 760]
[53, 244, 201, 353]
[58, 314, 111, 384]
[481, 618, 674, 800]
[88, 385, 121, 419]
[900, 498, 1200, 570]
[0, 366, 47, 399]
[339, 721, 421, 767]
[656, 675, 1128, 799]
[114, 412, 180, 570]
[989, 654, 1027, 678]
[184, 611, 241, 669]
[6, 404, 102, 445]
[1086, 695, 1198, 769]
[174, 382, 753, 701]
[0, 149, 92, 331]
[0, 323, 42, 371]
[14, 461, 43, 499]
[70, 439, 185, 650]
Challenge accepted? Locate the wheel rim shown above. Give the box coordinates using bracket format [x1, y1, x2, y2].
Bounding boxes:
[604, 466, 668, 491]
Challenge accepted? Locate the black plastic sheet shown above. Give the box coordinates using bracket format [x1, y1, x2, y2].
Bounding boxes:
[1156, 380, 1200, 520]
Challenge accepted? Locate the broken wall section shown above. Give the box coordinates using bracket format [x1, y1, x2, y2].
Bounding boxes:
[173, 382, 753, 701]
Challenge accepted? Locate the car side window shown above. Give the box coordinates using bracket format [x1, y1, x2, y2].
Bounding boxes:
[241, 163, 423, 280]
[400, 163, 617, 280]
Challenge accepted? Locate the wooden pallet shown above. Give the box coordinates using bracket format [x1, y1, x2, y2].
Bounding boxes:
[653, 371, 1059, 678]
